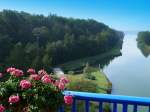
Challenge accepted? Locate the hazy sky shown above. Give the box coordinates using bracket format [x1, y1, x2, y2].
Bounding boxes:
[0, 0, 150, 31]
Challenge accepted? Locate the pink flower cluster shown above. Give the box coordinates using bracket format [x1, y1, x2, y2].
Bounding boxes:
[1, 67, 73, 109]
[0, 73, 3, 78]
[0, 105, 5, 112]
[64, 95, 73, 105]
[8, 95, 20, 104]
[41, 75, 52, 84]
[40, 74, 69, 91]
[27, 68, 41, 81]
[27, 68, 36, 74]
[58, 82, 65, 90]
[6, 67, 16, 73]
[60, 76, 69, 84]
[7, 67, 24, 77]
[38, 69, 48, 77]
[20, 80, 32, 89]
[56, 76, 69, 90]
[29, 74, 40, 81]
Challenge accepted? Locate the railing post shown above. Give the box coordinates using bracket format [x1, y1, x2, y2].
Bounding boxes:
[122, 103, 128, 112]
[133, 104, 137, 112]
[72, 98, 76, 112]
[85, 100, 89, 112]
[113, 103, 117, 112]
[99, 102, 103, 112]
[59, 105, 64, 112]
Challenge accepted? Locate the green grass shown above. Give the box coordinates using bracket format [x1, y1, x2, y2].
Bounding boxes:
[59, 48, 121, 71]
[66, 68, 111, 94]
[91, 70, 112, 93]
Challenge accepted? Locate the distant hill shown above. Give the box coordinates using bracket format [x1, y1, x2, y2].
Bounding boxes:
[137, 31, 150, 57]
[0, 10, 124, 71]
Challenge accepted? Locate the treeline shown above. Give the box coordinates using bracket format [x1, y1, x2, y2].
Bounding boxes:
[137, 31, 150, 57]
[0, 10, 124, 71]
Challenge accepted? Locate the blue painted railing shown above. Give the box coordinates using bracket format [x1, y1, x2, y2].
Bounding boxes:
[59, 91, 150, 112]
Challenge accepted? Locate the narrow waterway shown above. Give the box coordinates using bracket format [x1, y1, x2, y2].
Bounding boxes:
[104, 33, 150, 98]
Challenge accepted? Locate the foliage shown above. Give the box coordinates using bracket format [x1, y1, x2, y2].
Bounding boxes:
[0, 67, 72, 112]
[0, 10, 124, 71]
[67, 71, 74, 75]
[137, 31, 150, 57]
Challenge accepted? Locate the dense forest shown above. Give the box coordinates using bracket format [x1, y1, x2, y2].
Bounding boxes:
[137, 31, 150, 57]
[0, 10, 124, 71]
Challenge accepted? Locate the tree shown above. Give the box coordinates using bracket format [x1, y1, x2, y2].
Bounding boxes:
[42, 53, 52, 69]
[0, 10, 124, 70]
[0, 35, 12, 63]
[32, 26, 50, 46]
[6, 42, 26, 68]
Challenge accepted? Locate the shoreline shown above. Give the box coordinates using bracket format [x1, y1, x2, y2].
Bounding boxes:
[99, 63, 112, 94]
[100, 69, 112, 94]
[58, 48, 122, 72]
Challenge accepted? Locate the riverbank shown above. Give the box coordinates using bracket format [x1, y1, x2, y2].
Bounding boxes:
[66, 68, 112, 94]
[58, 48, 121, 72]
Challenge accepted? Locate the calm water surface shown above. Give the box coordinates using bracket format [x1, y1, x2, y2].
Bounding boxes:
[104, 33, 150, 97]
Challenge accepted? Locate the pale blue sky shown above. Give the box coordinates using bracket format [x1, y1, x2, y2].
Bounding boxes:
[0, 0, 150, 31]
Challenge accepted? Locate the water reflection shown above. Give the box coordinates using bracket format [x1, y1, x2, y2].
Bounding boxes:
[104, 33, 150, 98]
[97, 53, 122, 69]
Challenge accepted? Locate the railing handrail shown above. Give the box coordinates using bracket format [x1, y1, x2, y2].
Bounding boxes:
[63, 91, 150, 106]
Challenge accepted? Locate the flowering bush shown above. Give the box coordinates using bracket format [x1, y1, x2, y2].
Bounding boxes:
[0, 67, 73, 112]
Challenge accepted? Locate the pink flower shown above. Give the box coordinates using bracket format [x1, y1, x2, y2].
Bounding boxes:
[0, 73, 3, 78]
[54, 80, 59, 86]
[6, 67, 16, 73]
[0, 105, 5, 112]
[41, 75, 52, 84]
[20, 80, 32, 89]
[38, 69, 48, 77]
[27, 68, 36, 74]
[30, 74, 40, 81]
[58, 82, 65, 90]
[41, 74, 51, 80]
[64, 95, 73, 105]
[10, 69, 24, 77]
[41, 77, 51, 84]
[8, 95, 20, 104]
[60, 76, 69, 84]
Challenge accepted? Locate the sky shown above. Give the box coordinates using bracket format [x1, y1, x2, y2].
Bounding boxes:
[0, 0, 150, 31]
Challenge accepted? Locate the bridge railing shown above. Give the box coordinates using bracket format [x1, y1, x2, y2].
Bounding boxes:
[59, 91, 150, 112]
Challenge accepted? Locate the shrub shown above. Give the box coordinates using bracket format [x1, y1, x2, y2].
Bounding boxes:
[0, 67, 72, 112]
[83, 63, 96, 80]
[85, 74, 96, 80]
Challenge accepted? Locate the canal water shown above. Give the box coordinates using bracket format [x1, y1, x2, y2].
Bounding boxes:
[104, 33, 150, 111]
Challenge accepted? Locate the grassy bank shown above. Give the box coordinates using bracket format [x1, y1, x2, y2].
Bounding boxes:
[65, 68, 112, 111]
[66, 68, 112, 94]
[59, 48, 121, 71]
